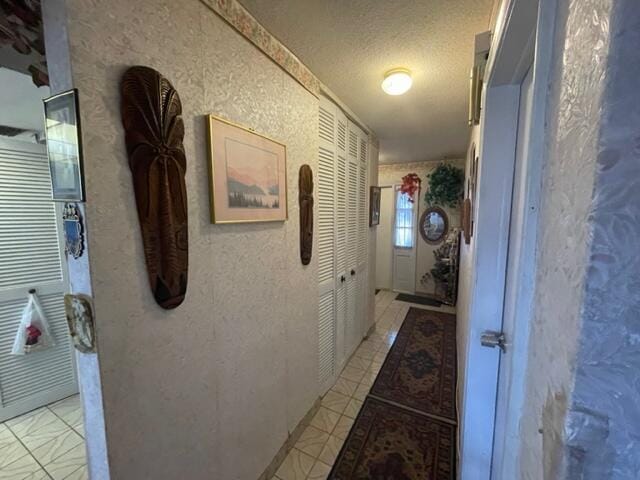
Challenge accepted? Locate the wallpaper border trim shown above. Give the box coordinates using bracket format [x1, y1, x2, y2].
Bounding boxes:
[199, 0, 321, 96]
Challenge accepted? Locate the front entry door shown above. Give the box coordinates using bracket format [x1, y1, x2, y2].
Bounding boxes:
[392, 186, 417, 294]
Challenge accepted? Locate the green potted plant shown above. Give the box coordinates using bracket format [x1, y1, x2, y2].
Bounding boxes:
[424, 163, 464, 208]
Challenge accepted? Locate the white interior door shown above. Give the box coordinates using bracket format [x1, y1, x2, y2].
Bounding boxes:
[392, 187, 417, 294]
[318, 98, 338, 393]
[356, 135, 368, 340]
[492, 62, 535, 478]
[375, 187, 394, 289]
[334, 109, 348, 372]
[0, 139, 77, 422]
[344, 124, 360, 358]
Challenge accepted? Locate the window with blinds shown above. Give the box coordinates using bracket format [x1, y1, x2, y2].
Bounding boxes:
[394, 190, 415, 248]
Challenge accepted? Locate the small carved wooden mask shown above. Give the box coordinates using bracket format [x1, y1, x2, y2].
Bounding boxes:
[120, 66, 188, 309]
[299, 165, 313, 265]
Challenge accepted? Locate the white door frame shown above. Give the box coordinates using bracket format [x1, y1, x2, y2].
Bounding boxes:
[459, 0, 556, 478]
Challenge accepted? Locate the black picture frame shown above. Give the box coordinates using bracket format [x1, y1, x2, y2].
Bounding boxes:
[43, 89, 85, 201]
[369, 186, 381, 226]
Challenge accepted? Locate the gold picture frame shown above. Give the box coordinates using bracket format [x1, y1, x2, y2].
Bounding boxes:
[206, 115, 288, 224]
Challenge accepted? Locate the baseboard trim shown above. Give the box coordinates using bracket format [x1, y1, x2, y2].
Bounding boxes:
[257, 397, 322, 480]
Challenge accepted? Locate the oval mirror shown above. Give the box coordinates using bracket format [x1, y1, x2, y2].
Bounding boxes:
[419, 207, 449, 245]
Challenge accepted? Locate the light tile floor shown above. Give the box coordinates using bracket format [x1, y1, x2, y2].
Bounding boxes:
[0, 395, 86, 480]
[272, 289, 455, 480]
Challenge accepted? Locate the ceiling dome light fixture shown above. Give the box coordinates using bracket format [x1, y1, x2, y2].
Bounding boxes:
[382, 68, 413, 96]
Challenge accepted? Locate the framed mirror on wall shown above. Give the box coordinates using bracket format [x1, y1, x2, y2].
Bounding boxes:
[419, 207, 449, 245]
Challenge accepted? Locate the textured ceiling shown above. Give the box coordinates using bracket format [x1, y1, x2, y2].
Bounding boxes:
[239, 0, 493, 164]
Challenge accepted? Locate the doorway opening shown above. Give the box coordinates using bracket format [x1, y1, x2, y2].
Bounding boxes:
[458, 0, 556, 478]
[0, 3, 89, 478]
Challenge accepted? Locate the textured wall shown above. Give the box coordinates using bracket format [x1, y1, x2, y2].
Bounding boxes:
[41, 1, 110, 478]
[518, 0, 614, 478]
[378, 159, 464, 295]
[455, 129, 479, 418]
[63, 0, 320, 478]
[563, 1, 640, 478]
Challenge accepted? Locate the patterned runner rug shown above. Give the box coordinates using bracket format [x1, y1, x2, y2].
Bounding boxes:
[329, 397, 456, 480]
[370, 307, 457, 420]
[330, 307, 457, 479]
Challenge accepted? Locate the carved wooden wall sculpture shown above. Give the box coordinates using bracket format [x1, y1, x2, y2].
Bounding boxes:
[299, 165, 313, 265]
[120, 66, 188, 309]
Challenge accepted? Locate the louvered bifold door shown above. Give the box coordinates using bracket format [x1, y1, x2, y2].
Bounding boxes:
[334, 109, 348, 371]
[356, 135, 369, 339]
[344, 122, 360, 358]
[318, 98, 338, 393]
[0, 139, 76, 422]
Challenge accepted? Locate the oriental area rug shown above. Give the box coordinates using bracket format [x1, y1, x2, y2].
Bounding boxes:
[329, 307, 458, 480]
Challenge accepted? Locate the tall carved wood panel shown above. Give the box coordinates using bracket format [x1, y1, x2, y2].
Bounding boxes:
[120, 66, 189, 309]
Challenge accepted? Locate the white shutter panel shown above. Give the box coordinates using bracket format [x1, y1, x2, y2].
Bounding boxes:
[0, 139, 76, 422]
[318, 99, 337, 391]
[344, 122, 360, 356]
[357, 135, 369, 340]
[334, 110, 348, 370]
[358, 138, 368, 266]
[0, 146, 63, 288]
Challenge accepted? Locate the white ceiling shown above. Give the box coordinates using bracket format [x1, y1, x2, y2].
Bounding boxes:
[239, 0, 494, 164]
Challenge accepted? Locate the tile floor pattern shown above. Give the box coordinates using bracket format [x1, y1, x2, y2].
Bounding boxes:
[272, 290, 455, 480]
[0, 395, 86, 480]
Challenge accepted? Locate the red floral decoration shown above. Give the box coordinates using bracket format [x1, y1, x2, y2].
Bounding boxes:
[399, 173, 421, 202]
[25, 325, 42, 346]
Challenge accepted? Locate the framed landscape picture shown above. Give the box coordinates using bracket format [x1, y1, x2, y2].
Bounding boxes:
[206, 115, 287, 223]
[43, 89, 85, 201]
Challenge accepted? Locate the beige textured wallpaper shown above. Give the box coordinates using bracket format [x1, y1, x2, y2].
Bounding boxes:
[63, 0, 321, 478]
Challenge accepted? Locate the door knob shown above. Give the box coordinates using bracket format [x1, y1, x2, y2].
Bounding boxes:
[340, 275, 346, 283]
[350, 269, 356, 276]
[480, 331, 506, 353]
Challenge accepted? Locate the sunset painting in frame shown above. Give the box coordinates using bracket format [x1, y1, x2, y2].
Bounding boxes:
[207, 115, 287, 223]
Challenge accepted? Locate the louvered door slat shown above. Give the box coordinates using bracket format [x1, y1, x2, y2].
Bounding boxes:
[318, 147, 335, 284]
[0, 139, 76, 422]
[318, 290, 335, 386]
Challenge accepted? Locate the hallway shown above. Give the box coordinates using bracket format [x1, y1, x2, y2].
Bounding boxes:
[273, 292, 457, 480]
[1, 0, 638, 478]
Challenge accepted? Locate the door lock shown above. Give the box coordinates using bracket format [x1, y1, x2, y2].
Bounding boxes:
[480, 331, 506, 353]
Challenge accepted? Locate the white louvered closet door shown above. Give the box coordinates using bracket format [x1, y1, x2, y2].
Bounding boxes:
[334, 109, 348, 372]
[356, 136, 369, 339]
[0, 139, 76, 422]
[345, 122, 360, 358]
[318, 98, 338, 392]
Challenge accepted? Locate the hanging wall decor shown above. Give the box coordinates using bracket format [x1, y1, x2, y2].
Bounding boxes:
[11, 290, 56, 355]
[424, 163, 464, 208]
[64, 294, 96, 353]
[43, 89, 86, 201]
[62, 203, 84, 259]
[206, 115, 287, 223]
[399, 173, 421, 202]
[120, 66, 189, 309]
[298, 164, 313, 265]
[369, 186, 381, 226]
[462, 198, 472, 245]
